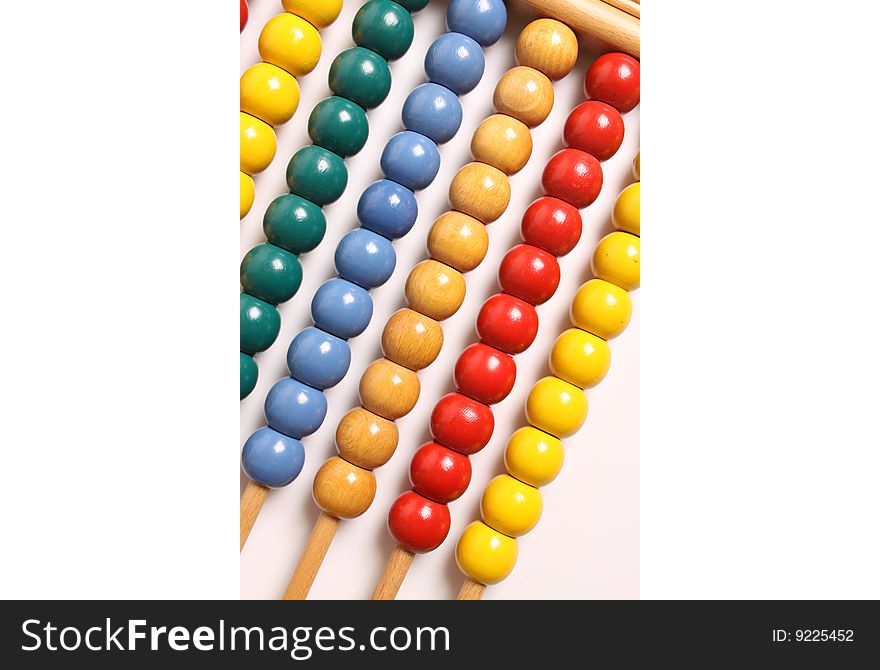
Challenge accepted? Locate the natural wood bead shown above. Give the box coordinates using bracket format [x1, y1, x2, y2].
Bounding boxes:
[427, 211, 488, 272]
[382, 308, 444, 371]
[449, 162, 511, 224]
[336, 407, 399, 470]
[313, 456, 377, 519]
[515, 18, 579, 81]
[493, 66, 554, 128]
[405, 259, 466, 321]
[359, 358, 421, 420]
[471, 114, 533, 175]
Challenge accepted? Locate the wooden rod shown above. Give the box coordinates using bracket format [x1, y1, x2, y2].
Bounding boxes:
[518, 0, 640, 58]
[282, 512, 340, 600]
[601, 0, 639, 19]
[371, 546, 415, 600]
[457, 578, 487, 600]
[240, 481, 269, 551]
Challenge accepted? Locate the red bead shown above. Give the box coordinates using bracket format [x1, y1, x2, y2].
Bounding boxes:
[520, 196, 582, 257]
[585, 52, 640, 113]
[410, 442, 472, 503]
[430, 392, 494, 455]
[387, 491, 451, 553]
[476, 293, 539, 354]
[542, 148, 603, 209]
[454, 343, 516, 405]
[240, 0, 248, 32]
[564, 101, 625, 162]
[498, 243, 561, 305]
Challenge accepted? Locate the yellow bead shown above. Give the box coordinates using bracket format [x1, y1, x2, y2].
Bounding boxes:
[240, 171, 255, 219]
[240, 111, 277, 175]
[455, 521, 518, 586]
[526, 376, 588, 438]
[449, 162, 511, 224]
[550, 328, 611, 389]
[313, 456, 377, 519]
[633, 152, 640, 180]
[515, 19, 579, 81]
[405, 260, 466, 321]
[240, 62, 301, 127]
[470, 114, 533, 175]
[282, 0, 344, 28]
[481, 474, 543, 537]
[570, 279, 632, 340]
[359, 359, 421, 421]
[259, 12, 322, 77]
[592, 231, 640, 291]
[504, 426, 564, 488]
[612, 182, 640, 236]
[427, 211, 489, 273]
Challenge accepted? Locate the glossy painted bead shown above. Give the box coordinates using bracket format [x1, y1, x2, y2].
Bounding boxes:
[470, 114, 532, 175]
[427, 211, 488, 272]
[240, 112, 277, 175]
[526, 376, 588, 438]
[570, 279, 632, 340]
[424, 32, 485, 95]
[240, 0, 248, 32]
[259, 12, 322, 77]
[240, 293, 281, 354]
[240, 243, 303, 305]
[493, 66, 554, 128]
[240, 171, 255, 219]
[395, 0, 429, 10]
[411, 442, 472, 504]
[240, 63, 300, 128]
[311, 278, 373, 339]
[564, 101, 625, 162]
[265, 376, 328, 438]
[308, 96, 369, 157]
[454, 343, 516, 405]
[352, 0, 414, 61]
[381, 308, 444, 371]
[592, 231, 640, 291]
[402, 83, 463, 145]
[357, 179, 419, 240]
[504, 426, 564, 488]
[455, 520, 517, 585]
[633, 152, 640, 180]
[550, 328, 611, 389]
[520, 196, 582, 257]
[286, 326, 351, 390]
[336, 407, 399, 470]
[613, 182, 640, 236]
[405, 260, 466, 321]
[447, 0, 507, 47]
[542, 148, 603, 209]
[585, 52, 640, 113]
[449, 162, 510, 223]
[240, 352, 258, 399]
[380, 131, 441, 192]
[359, 359, 421, 420]
[476, 293, 539, 354]
[515, 19, 578, 81]
[498, 244, 561, 305]
[241, 427, 305, 488]
[328, 47, 392, 110]
[334, 228, 396, 289]
[286, 145, 348, 206]
[431, 392, 494, 455]
[263, 193, 327, 254]
[387, 491, 451, 553]
[313, 456, 377, 518]
[481, 474, 542, 537]
[282, 0, 344, 28]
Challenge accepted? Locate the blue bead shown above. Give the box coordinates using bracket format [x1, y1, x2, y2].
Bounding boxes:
[311, 278, 374, 339]
[357, 179, 418, 239]
[264, 377, 328, 438]
[241, 427, 305, 488]
[424, 32, 485, 95]
[335, 228, 397, 289]
[380, 131, 441, 192]
[402, 83, 463, 145]
[287, 327, 351, 390]
[447, 0, 507, 47]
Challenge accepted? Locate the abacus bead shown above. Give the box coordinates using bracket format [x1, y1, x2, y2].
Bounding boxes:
[240, 293, 281, 354]
[402, 83, 463, 145]
[633, 152, 640, 180]
[241, 427, 305, 488]
[493, 66, 554, 128]
[526, 376, 588, 438]
[424, 32, 485, 96]
[585, 52, 641, 113]
[563, 101, 625, 162]
[336, 407, 399, 470]
[265, 377, 328, 438]
[281, 0, 344, 29]
[455, 520, 517, 585]
[395, 0, 429, 11]
[613, 182, 640, 236]
[334, 228, 396, 289]
[286, 145, 348, 206]
[358, 179, 419, 240]
[240, 112, 276, 175]
[259, 12, 322, 77]
[449, 162, 510, 223]
[427, 211, 488, 272]
[240, 0, 248, 31]
[329, 47, 392, 110]
[481, 474, 542, 537]
[240, 63, 300, 127]
[570, 279, 632, 340]
[359, 359, 421, 421]
[287, 326, 351, 390]
[454, 343, 516, 405]
[240, 172, 255, 219]
[592, 231, 640, 291]
[405, 260, 466, 321]
[446, 0, 507, 47]
[515, 19, 578, 81]
[381, 131, 441, 192]
[542, 148, 603, 209]
[476, 293, 539, 354]
[411, 442, 472, 504]
[311, 278, 374, 339]
[308, 96, 369, 158]
[549, 328, 611, 389]
[388, 491, 451, 553]
[382, 308, 444, 371]
[313, 456, 377, 519]
[263, 193, 327, 254]
[352, 0, 414, 61]
[504, 426, 564, 488]
[498, 244, 561, 305]
[240, 352, 258, 400]
[520, 196, 582, 256]
[431, 392, 495, 455]
[470, 114, 532, 175]
[240, 243, 303, 305]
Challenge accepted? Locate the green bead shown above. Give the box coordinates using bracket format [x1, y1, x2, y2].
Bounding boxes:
[240, 243, 303, 305]
[263, 193, 327, 254]
[328, 47, 391, 110]
[352, 0, 414, 61]
[240, 293, 281, 355]
[240, 352, 258, 399]
[286, 145, 348, 206]
[308, 96, 369, 158]
[395, 0, 429, 11]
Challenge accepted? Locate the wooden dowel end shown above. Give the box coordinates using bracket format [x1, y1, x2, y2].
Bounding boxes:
[240, 481, 269, 551]
[457, 578, 487, 601]
[283, 512, 340, 600]
[372, 546, 415, 600]
[518, 0, 640, 58]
